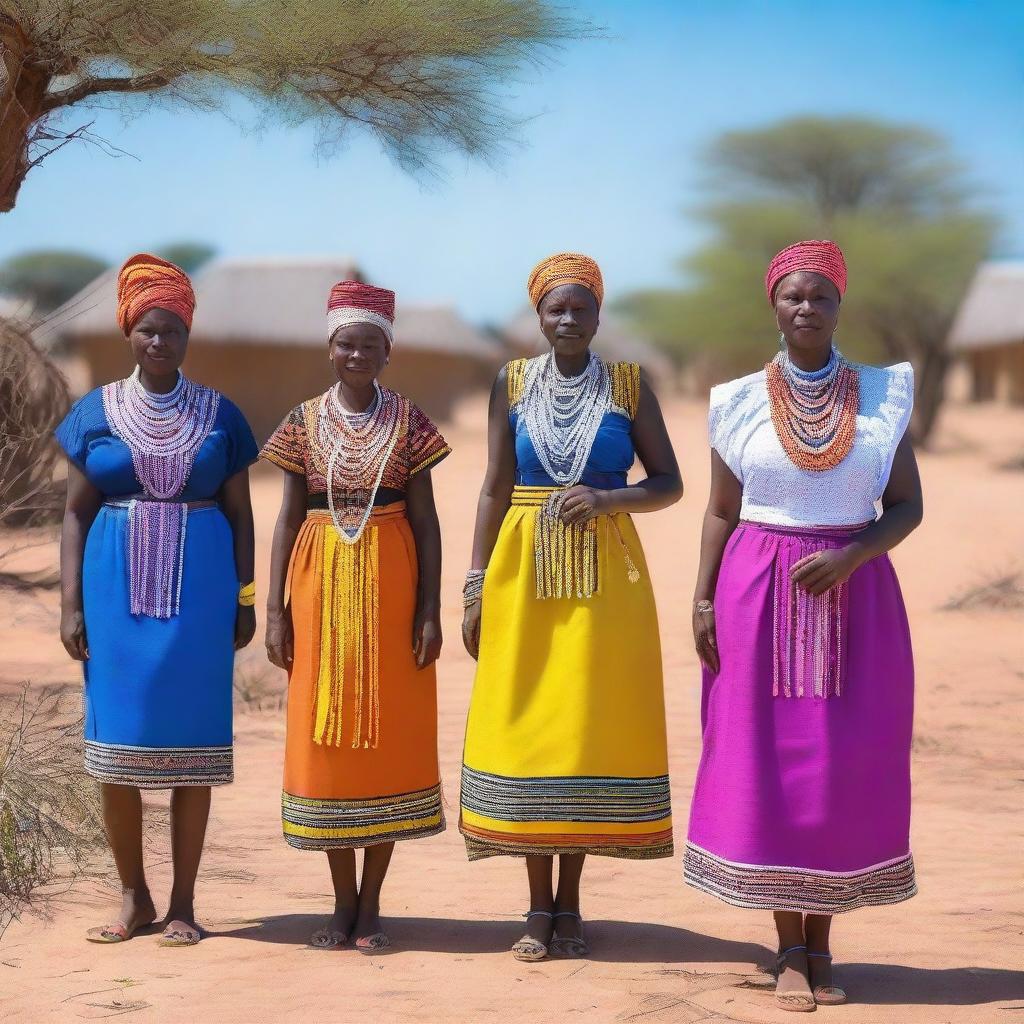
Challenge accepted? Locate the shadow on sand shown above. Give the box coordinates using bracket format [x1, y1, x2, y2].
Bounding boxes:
[208, 915, 1024, 1008]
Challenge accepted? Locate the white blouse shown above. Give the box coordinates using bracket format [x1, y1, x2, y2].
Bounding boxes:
[709, 360, 914, 527]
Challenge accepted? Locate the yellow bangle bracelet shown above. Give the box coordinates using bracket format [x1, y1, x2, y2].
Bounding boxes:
[238, 581, 256, 606]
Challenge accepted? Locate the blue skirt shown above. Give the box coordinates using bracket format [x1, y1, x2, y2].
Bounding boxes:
[81, 503, 237, 787]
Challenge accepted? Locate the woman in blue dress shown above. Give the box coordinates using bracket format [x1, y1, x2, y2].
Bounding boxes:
[55, 254, 258, 947]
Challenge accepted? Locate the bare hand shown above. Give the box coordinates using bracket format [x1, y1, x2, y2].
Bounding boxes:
[234, 604, 257, 651]
[559, 485, 607, 525]
[692, 603, 719, 674]
[60, 606, 88, 661]
[413, 608, 442, 669]
[790, 545, 861, 596]
[462, 600, 482, 660]
[265, 608, 293, 670]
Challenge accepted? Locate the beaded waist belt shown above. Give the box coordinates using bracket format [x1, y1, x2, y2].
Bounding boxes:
[103, 498, 218, 619]
[739, 519, 872, 700]
[510, 485, 639, 600]
[303, 502, 406, 525]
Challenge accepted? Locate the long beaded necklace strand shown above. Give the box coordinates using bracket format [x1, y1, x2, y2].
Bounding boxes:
[317, 381, 404, 543]
[765, 346, 859, 472]
[102, 368, 220, 618]
[520, 352, 613, 599]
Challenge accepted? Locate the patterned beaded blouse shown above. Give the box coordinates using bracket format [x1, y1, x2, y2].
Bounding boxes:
[261, 387, 450, 503]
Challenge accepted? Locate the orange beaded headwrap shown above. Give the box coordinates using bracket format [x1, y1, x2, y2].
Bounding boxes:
[116, 253, 196, 336]
[765, 240, 847, 305]
[527, 252, 604, 310]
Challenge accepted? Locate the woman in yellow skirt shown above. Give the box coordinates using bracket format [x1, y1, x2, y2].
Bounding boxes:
[460, 253, 683, 960]
[263, 281, 449, 953]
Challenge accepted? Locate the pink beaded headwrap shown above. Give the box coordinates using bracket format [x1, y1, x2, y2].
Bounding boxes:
[327, 281, 395, 348]
[765, 240, 847, 304]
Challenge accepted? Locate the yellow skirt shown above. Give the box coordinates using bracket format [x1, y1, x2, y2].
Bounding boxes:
[459, 486, 673, 860]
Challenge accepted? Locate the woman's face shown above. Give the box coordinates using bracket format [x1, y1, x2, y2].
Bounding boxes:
[774, 271, 841, 354]
[329, 322, 390, 387]
[538, 284, 600, 358]
[129, 307, 189, 376]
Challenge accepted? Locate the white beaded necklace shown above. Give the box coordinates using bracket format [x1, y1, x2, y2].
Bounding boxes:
[317, 382, 403, 544]
[520, 351, 611, 486]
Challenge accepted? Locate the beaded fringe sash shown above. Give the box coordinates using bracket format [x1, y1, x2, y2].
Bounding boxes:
[298, 509, 416, 748]
[753, 521, 866, 699]
[513, 487, 640, 600]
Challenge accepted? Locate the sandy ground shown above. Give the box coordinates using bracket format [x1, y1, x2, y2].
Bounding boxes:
[1, 396, 1023, 1024]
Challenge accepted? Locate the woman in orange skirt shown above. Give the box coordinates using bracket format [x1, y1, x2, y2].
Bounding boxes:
[262, 280, 449, 953]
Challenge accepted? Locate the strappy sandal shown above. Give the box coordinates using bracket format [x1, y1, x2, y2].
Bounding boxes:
[550, 910, 588, 958]
[774, 945, 817, 1013]
[86, 922, 134, 944]
[355, 931, 392, 955]
[310, 925, 349, 949]
[159, 920, 202, 947]
[808, 951, 848, 1005]
[511, 910, 552, 962]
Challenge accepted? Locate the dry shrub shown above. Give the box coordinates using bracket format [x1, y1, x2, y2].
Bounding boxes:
[233, 652, 284, 713]
[942, 572, 1024, 612]
[0, 685, 103, 937]
[0, 315, 69, 527]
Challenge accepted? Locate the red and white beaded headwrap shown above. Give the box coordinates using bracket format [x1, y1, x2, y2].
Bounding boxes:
[327, 280, 395, 348]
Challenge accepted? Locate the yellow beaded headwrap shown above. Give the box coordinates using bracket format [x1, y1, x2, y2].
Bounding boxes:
[527, 252, 604, 310]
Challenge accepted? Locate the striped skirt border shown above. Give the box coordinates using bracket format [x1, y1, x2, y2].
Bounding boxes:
[84, 739, 233, 788]
[683, 841, 917, 914]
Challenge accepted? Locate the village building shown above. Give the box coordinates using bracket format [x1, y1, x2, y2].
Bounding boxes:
[41, 257, 503, 440]
[949, 261, 1024, 405]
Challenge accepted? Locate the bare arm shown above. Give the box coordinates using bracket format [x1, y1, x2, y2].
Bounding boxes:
[59, 462, 103, 661]
[692, 450, 742, 674]
[462, 368, 516, 659]
[265, 469, 306, 670]
[219, 468, 256, 650]
[790, 434, 923, 595]
[406, 468, 443, 669]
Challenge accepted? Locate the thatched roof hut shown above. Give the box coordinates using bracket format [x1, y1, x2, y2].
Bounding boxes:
[40, 258, 502, 439]
[949, 261, 1024, 405]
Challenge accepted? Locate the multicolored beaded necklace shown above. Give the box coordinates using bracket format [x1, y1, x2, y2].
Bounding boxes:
[101, 368, 219, 618]
[316, 382, 404, 543]
[765, 346, 859, 472]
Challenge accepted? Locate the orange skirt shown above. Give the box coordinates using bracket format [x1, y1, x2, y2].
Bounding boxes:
[281, 504, 444, 849]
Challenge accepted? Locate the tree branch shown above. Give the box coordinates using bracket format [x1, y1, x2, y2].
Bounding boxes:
[40, 70, 175, 113]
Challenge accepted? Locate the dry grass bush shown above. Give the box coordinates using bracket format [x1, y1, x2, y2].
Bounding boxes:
[0, 685, 103, 938]
[942, 571, 1024, 612]
[0, 315, 69, 528]
[233, 651, 285, 713]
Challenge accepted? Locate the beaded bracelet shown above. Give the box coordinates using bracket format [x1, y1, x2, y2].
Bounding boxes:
[238, 581, 256, 607]
[463, 569, 485, 608]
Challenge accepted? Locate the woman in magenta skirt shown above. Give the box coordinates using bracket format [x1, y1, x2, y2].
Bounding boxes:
[685, 240, 922, 1011]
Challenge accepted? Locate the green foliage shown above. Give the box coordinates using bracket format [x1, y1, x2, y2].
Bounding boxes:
[156, 241, 216, 274]
[0, 1, 592, 209]
[621, 116, 997, 442]
[0, 248, 108, 312]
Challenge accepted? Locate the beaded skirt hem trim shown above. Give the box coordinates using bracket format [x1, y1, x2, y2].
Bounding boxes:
[84, 740, 233, 788]
[683, 841, 917, 914]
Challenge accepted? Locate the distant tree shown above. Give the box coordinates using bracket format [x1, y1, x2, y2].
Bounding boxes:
[0, 0, 588, 213]
[157, 242, 216, 274]
[623, 117, 996, 444]
[0, 248, 108, 312]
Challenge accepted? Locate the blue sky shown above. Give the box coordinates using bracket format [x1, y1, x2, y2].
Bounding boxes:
[3, 0, 1022, 323]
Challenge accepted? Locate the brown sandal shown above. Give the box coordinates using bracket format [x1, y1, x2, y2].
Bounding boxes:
[808, 951, 848, 1005]
[775, 945, 817, 1013]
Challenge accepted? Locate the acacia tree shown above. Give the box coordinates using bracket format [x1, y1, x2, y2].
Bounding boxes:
[622, 117, 995, 444]
[0, 0, 584, 212]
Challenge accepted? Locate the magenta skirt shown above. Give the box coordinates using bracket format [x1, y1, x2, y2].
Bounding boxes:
[684, 521, 917, 914]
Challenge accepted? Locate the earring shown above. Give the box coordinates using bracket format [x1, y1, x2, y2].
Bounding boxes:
[778, 332, 786, 350]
